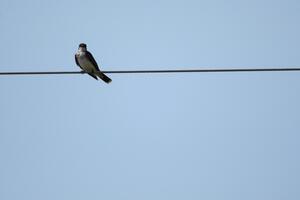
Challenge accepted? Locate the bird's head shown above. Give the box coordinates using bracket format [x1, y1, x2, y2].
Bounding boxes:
[78, 43, 87, 51]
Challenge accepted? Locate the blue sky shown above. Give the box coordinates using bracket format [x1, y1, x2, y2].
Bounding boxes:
[1, 0, 300, 199]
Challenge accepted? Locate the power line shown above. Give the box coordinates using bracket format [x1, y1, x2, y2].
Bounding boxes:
[1, 67, 300, 76]
[103, 67, 300, 73]
[0, 71, 84, 75]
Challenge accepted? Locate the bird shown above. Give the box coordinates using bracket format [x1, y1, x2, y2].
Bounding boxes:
[75, 43, 112, 83]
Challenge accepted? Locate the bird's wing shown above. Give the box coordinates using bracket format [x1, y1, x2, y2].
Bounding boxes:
[86, 51, 100, 71]
[75, 54, 83, 70]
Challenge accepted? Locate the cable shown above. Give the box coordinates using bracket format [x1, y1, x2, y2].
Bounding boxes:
[0, 71, 84, 75]
[103, 67, 300, 73]
[1, 67, 300, 76]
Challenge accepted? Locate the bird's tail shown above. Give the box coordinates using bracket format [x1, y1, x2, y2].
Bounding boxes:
[96, 71, 112, 84]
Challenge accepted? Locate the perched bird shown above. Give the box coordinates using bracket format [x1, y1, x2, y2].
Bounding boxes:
[75, 43, 112, 83]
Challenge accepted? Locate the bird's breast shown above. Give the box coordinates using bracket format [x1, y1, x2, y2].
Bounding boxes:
[76, 52, 94, 73]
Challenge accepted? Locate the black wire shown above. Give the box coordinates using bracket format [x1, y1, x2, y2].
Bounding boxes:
[0, 71, 84, 75]
[0, 67, 300, 76]
[103, 68, 300, 73]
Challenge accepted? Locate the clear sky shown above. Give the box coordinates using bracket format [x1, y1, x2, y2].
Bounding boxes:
[1, 0, 300, 199]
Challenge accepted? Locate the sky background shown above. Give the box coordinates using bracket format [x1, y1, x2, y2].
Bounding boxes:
[1, 0, 300, 199]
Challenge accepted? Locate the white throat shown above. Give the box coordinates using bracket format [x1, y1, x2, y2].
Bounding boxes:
[78, 47, 87, 52]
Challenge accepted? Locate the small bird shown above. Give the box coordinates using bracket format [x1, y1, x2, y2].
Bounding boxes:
[75, 43, 112, 83]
